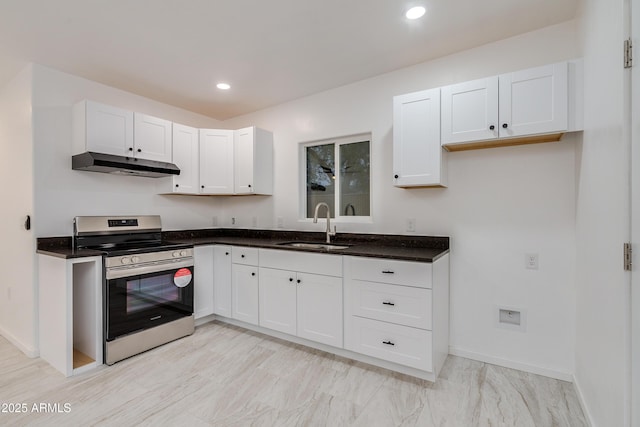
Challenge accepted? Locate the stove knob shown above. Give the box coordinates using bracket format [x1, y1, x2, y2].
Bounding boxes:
[180, 250, 187, 257]
[121, 257, 131, 265]
[131, 256, 140, 263]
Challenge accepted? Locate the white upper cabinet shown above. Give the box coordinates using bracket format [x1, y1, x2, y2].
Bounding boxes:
[74, 100, 133, 157]
[441, 60, 580, 150]
[392, 88, 447, 188]
[168, 123, 199, 194]
[199, 129, 234, 194]
[234, 126, 274, 195]
[133, 113, 172, 162]
[73, 100, 173, 162]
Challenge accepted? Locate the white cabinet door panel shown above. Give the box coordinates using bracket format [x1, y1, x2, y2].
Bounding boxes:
[297, 273, 343, 348]
[193, 246, 214, 319]
[199, 129, 234, 194]
[392, 88, 444, 187]
[171, 123, 199, 194]
[213, 246, 232, 317]
[84, 101, 133, 156]
[231, 264, 259, 325]
[258, 268, 297, 335]
[134, 113, 172, 162]
[499, 62, 568, 138]
[441, 77, 499, 144]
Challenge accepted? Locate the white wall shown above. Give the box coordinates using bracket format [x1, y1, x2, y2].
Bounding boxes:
[31, 64, 226, 237]
[0, 65, 36, 355]
[222, 21, 581, 379]
[574, 0, 629, 425]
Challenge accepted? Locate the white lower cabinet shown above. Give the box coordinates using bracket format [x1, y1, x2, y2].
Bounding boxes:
[344, 254, 449, 380]
[258, 249, 343, 348]
[231, 247, 259, 325]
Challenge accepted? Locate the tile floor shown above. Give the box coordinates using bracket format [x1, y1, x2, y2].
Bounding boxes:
[0, 321, 588, 426]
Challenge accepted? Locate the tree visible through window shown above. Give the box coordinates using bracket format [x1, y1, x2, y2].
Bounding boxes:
[304, 135, 370, 218]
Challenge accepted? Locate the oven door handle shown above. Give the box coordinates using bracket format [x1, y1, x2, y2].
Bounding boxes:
[106, 259, 194, 280]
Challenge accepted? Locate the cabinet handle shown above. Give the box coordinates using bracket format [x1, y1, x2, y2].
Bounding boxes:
[382, 341, 395, 346]
[382, 301, 395, 306]
[394, 174, 399, 179]
[225, 252, 229, 256]
[128, 147, 133, 151]
[201, 185, 205, 189]
[248, 184, 252, 188]
[502, 123, 508, 129]
[175, 184, 179, 188]
[382, 270, 394, 274]
[489, 125, 495, 130]
[251, 272, 256, 276]
[241, 254, 245, 258]
[289, 278, 294, 282]
[297, 279, 301, 284]
[137, 148, 142, 152]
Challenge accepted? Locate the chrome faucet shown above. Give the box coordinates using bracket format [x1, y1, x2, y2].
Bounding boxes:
[313, 202, 336, 243]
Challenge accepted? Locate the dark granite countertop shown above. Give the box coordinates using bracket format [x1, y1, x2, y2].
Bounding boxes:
[37, 228, 449, 262]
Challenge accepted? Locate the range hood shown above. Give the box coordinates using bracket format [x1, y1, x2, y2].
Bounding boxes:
[72, 152, 180, 178]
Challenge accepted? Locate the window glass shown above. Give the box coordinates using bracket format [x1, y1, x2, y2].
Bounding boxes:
[306, 144, 335, 217]
[339, 141, 370, 216]
[304, 136, 370, 219]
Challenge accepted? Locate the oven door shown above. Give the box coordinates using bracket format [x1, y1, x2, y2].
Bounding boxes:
[105, 259, 194, 341]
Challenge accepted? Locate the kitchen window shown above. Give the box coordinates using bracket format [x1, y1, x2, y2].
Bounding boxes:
[301, 133, 371, 219]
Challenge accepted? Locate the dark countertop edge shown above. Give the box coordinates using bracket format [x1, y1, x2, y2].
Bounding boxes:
[37, 229, 450, 263]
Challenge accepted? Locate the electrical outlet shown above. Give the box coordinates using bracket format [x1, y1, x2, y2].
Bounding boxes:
[212, 216, 218, 227]
[406, 218, 416, 232]
[525, 253, 539, 270]
[252, 216, 258, 227]
[495, 305, 526, 332]
[499, 309, 521, 326]
[277, 217, 284, 228]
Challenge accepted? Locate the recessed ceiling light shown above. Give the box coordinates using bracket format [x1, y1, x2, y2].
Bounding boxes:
[406, 6, 426, 20]
[216, 83, 231, 90]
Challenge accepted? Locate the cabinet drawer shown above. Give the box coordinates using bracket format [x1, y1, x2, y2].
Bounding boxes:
[349, 257, 432, 288]
[232, 247, 259, 265]
[349, 281, 431, 329]
[346, 316, 432, 371]
[259, 249, 342, 277]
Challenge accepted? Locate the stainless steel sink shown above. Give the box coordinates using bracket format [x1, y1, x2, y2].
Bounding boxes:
[278, 242, 350, 250]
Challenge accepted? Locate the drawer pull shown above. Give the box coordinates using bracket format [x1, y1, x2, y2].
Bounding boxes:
[241, 254, 245, 258]
[382, 270, 394, 274]
[382, 340, 395, 346]
[382, 301, 395, 306]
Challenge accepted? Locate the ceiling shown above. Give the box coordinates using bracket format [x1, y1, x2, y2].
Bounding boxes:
[0, 0, 580, 120]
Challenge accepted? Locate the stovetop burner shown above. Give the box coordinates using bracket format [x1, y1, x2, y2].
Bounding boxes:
[73, 215, 191, 256]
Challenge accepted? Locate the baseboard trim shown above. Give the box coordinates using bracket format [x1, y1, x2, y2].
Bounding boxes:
[573, 374, 595, 427]
[448, 346, 573, 382]
[0, 326, 39, 358]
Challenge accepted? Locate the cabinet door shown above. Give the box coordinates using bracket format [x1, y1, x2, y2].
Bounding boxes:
[258, 267, 297, 335]
[133, 113, 172, 162]
[234, 127, 255, 194]
[85, 101, 133, 156]
[441, 77, 499, 144]
[213, 246, 232, 317]
[199, 129, 234, 194]
[392, 88, 445, 187]
[171, 124, 199, 194]
[499, 62, 568, 138]
[297, 272, 343, 348]
[231, 264, 259, 325]
[193, 246, 214, 319]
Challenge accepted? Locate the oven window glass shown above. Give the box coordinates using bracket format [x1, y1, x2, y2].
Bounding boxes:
[126, 273, 180, 314]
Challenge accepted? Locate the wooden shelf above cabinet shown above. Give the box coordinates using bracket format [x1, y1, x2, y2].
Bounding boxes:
[442, 132, 564, 152]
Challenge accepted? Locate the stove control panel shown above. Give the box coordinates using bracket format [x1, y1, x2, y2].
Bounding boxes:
[106, 248, 194, 268]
